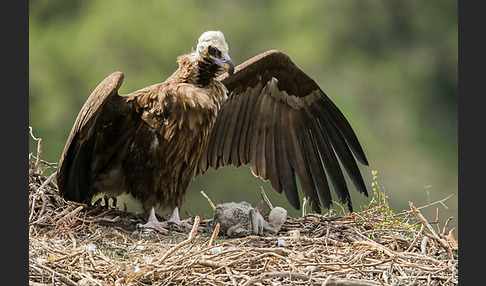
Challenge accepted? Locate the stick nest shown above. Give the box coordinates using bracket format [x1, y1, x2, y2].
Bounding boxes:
[29, 131, 458, 285]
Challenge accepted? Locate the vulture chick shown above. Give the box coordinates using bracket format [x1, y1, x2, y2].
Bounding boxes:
[212, 202, 287, 237]
[57, 30, 369, 233]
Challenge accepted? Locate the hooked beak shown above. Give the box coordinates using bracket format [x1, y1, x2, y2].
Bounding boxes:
[210, 52, 234, 75]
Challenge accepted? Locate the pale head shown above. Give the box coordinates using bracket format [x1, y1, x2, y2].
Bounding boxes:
[197, 30, 229, 55]
[268, 206, 287, 231]
[196, 30, 234, 74]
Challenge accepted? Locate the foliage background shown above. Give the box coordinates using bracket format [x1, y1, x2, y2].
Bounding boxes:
[29, 1, 458, 232]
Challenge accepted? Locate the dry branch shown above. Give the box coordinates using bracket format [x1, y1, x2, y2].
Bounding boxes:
[209, 222, 220, 246]
[409, 202, 452, 254]
[200, 190, 216, 210]
[259, 186, 274, 210]
[157, 215, 200, 263]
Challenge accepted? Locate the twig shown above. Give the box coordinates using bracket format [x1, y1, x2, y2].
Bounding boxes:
[405, 224, 425, 252]
[447, 228, 458, 248]
[52, 249, 85, 262]
[259, 186, 274, 210]
[442, 216, 454, 235]
[29, 153, 58, 167]
[29, 172, 57, 223]
[38, 171, 58, 192]
[29, 126, 43, 175]
[421, 236, 429, 255]
[302, 196, 308, 217]
[209, 223, 220, 246]
[200, 190, 216, 210]
[409, 202, 451, 254]
[157, 216, 200, 262]
[331, 200, 347, 215]
[225, 266, 237, 286]
[395, 195, 453, 217]
[30, 259, 77, 285]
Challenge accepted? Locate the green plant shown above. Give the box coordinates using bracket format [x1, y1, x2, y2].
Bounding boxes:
[356, 170, 417, 239]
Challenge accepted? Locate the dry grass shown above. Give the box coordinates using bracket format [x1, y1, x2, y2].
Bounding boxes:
[29, 130, 458, 285]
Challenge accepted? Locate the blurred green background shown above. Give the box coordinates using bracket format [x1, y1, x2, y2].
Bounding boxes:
[29, 1, 458, 233]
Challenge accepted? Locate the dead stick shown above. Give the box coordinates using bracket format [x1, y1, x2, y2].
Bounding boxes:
[259, 186, 273, 210]
[442, 216, 454, 235]
[35, 138, 42, 172]
[30, 259, 77, 285]
[395, 194, 453, 216]
[38, 171, 57, 191]
[209, 222, 220, 246]
[196, 259, 224, 268]
[200, 190, 216, 210]
[158, 215, 200, 262]
[409, 202, 451, 252]
[447, 228, 458, 248]
[52, 249, 85, 262]
[225, 266, 237, 286]
[405, 224, 425, 252]
[302, 196, 308, 217]
[29, 126, 42, 174]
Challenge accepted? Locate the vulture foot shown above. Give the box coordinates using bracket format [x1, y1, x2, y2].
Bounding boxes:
[137, 207, 170, 234]
[137, 220, 170, 235]
[167, 207, 194, 231]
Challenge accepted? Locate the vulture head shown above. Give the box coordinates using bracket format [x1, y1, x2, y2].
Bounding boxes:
[196, 30, 234, 75]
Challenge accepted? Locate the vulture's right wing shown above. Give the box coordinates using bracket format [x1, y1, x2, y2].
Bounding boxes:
[198, 50, 369, 213]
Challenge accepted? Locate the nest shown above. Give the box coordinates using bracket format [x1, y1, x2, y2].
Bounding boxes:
[29, 129, 458, 285]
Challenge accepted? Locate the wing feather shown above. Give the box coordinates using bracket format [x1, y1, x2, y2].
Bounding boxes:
[311, 105, 368, 197]
[273, 104, 296, 197]
[248, 87, 265, 177]
[317, 96, 369, 166]
[301, 127, 332, 210]
[239, 82, 263, 165]
[264, 99, 281, 192]
[309, 118, 350, 209]
[221, 90, 244, 166]
[208, 96, 230, 169]
[280, 110, 304, 210]
[229, 88, 251, 167]
[253, 88, 273, 180]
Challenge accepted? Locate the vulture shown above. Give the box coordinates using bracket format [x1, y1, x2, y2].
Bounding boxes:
[57, 31, 369, 233]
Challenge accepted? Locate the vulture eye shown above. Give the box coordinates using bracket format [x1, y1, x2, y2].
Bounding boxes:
[208, 46, 218, 55]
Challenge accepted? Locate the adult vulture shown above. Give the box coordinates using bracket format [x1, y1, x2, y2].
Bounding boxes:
[57, 31, 369, 233]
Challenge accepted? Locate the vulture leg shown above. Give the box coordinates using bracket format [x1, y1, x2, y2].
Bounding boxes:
[167, 207, 194, 230]
[138, 207, 170, 235]
[103, 196, 117, 209]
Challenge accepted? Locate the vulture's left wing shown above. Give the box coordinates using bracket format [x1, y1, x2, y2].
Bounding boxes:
[198, 50, 369, 213]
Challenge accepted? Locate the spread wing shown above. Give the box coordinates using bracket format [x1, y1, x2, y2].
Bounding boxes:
[198, 50, 369, 213]
[57, 71, 134, 202]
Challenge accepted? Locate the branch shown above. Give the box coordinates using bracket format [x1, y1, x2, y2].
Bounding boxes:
[200, 190, 215, 210]
[259, 186, 273, 210]
[158, 216, 200, 262]
[409, 202, 451, 253]
[209, 223, 220, 247]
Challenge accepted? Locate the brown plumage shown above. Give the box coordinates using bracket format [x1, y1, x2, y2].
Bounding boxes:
[57, 31, 369, 232]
